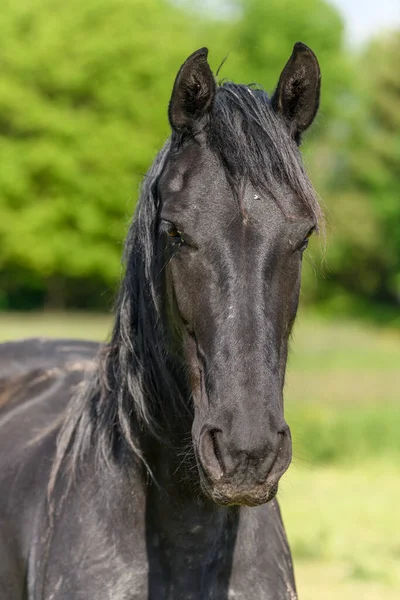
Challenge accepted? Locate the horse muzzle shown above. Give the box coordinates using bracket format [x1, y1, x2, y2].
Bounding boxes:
[196, 423, 292, 506]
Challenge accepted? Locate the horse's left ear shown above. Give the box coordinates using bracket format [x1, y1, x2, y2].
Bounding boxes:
[168, 47, 216, 133]
[271, 42, 321, 143]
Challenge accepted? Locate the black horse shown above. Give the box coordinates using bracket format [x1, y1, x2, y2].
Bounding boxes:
[0, 43, 322, 599]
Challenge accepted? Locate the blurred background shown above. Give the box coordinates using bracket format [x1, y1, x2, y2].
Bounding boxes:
[0, 0, 399, 598]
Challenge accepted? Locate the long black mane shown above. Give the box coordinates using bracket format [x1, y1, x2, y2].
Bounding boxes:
[50, 82, 322, 494]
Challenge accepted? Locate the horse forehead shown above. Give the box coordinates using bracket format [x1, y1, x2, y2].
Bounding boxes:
[164, 177, 289, 235]
[162, 145, 306, 228]
[163, 142, 224, 191]
[162, 158, 233, 218]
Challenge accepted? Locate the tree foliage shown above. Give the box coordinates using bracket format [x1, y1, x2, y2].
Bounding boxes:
[0, 0, 397, 313]
[309, 31, 400, 311]
[0, 0, 224, 307]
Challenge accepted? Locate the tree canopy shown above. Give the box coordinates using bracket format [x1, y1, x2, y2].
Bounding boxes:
[307, 31, 400, 312]
[0, 0, 398, 314]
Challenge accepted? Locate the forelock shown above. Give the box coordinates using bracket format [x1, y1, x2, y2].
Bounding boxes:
[207, 83, 322, 224]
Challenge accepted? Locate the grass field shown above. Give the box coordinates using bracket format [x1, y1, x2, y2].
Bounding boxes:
[0, 310, 399, 599]
[280, 464, 400, 600]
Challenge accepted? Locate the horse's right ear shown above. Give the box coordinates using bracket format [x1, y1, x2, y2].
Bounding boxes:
[168, 48, 216, 134]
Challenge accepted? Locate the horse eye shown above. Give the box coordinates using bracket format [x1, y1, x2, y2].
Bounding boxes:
[164, 222, 183, 244]
[300, 227, 315, 251]
[301, 239, 309, 251]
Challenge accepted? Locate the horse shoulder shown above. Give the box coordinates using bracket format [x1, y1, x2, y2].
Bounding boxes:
[0, 338, 99, 599]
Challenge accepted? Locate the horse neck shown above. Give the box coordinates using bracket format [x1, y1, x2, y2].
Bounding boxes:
[144, 439, 239, 588]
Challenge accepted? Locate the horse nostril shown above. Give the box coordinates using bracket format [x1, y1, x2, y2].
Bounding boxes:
[199, 428, 224, 481]
[276, 424, 290, 446]
[277, 428, 287, 447]
[267, 425, 292, 479]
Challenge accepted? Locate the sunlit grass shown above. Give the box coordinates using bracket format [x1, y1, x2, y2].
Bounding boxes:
[294, 559, 400, 600]
[286, 402, 400, 464]
[0, 311, 112, 343]
[279, 464, 400, 600]
[289, 312, 400, 373]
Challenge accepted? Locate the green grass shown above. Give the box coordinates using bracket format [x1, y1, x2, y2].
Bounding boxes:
[1, 310, 399, 599]
[284, 313, 400, 465]
[0, 311, 112, 342]
[289, 312, 400, 379]
[288, 403, 400, 465]
[279, 464, 400, 600]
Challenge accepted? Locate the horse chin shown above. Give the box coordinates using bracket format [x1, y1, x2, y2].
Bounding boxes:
[199, 472, 279, 507]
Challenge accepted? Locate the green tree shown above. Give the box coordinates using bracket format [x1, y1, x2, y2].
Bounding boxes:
[0, 0, 225, 308]
[223, 0, 349, 124]
[0, 0, 352, 310]
[311, 31, 400, 311]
